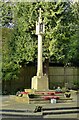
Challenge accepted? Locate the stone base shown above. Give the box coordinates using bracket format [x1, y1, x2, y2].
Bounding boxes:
[10, 95, 29, 103]
[31, 75, 49, 91]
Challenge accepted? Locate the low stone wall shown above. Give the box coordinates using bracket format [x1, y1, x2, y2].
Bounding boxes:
[2, 67, 79, 94]
[49, 67, 79, 89]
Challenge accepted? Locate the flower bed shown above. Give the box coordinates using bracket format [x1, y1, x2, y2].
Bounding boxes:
[42, 96, 60, 100]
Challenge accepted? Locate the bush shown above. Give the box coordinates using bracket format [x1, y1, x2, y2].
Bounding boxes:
[73, 80, 79, 90]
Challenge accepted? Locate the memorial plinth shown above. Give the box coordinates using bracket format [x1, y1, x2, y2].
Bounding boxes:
[31, 8, 48, 91]
[32, 75, 48, 91]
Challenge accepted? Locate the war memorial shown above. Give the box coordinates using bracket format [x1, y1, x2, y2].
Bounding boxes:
[11, 8, 78, 105]
[1, 7, 78, 119]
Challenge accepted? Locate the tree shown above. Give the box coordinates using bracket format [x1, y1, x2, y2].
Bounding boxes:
[68, 1, 79, 66]
[47, 1, 74, 65]
[1, 1, 14, 28]
[13, 1, 74, 62]
[2, 28, 20, 81]
[2, 1, 77, 81]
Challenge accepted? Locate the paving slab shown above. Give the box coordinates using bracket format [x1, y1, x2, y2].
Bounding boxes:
[44, 113, 78, 118]
[1, 94, 79, 119]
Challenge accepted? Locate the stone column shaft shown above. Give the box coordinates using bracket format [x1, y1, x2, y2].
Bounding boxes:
[37, 34, 43, 76]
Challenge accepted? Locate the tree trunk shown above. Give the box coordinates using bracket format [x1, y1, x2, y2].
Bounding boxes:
[43, 58, 49, 76]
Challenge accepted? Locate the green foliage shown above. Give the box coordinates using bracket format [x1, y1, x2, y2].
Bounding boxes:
[2, 1, 79, 81]
[1, 1, 14, 27]
[68, 2, 79, 66]
[13, 1, 74, 63]
[73, 80, 79, 89]
[2, 28, 20, 80]
[43, 1, 74, 64]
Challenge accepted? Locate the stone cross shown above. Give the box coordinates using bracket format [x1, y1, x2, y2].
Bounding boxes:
[37, 8, 43, 76]
[31, 8, 48, 90]
[39, 8, 41, 18]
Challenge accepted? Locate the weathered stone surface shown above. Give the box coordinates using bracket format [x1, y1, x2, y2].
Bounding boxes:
[31, 75, 49, 91]
[10, 95, 29, 103]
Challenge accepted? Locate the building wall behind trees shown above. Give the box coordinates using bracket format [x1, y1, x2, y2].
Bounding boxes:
[2, 66, 79, 94]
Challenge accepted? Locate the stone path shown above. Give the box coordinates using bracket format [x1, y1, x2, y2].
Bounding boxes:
[0, 94, 79, 119]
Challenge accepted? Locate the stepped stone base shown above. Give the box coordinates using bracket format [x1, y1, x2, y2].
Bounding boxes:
[10, 95, 29, 104]
[31, 75, 49, 91]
